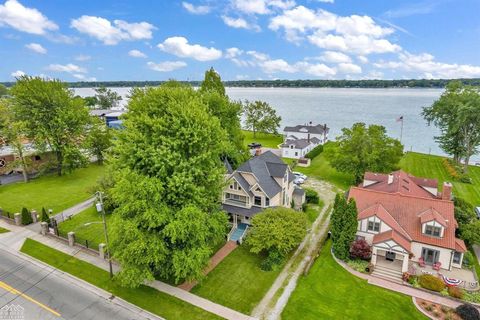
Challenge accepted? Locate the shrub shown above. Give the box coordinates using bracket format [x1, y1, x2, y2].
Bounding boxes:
[448, 286, 464, 299]
[350, 239, 372, 260]
[40, 207, 50, 224]
[441, 305, 450, 314]
[463, 251, 475, 269]
[425, 304, 433, 312]
[304, 188, 320, 204]
[463, 291, 480, 304]
[459, 175, 472, 184]
[433, 311, 440, 318]
[21, 207, 33, 225]
[261, 250, 285, 271]
[418, 274, 445, 292]
[443, 158, 459, 179]
[346, 259, 369, 273]
[305, 144, 323, 159]
[456, 303, 480, 320]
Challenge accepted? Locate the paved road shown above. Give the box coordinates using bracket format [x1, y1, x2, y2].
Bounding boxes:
[0, 248, 150, 320]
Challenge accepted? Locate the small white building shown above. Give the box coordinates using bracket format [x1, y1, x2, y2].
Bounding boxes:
[281, 137, 320, 159]
[283, 123, 329, 144]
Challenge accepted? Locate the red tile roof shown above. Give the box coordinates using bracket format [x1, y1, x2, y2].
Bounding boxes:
[373, 230, 411, 252]
[455, 238, 467, 253]
[349, 185, 461, 251]
[362, 170, 439, 199]
[358, 203, 411, 240]
[419, 208, 447, 227]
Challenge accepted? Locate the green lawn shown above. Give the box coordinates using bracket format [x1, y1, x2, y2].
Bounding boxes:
[400, 152, 480, 206]
[295, 153, 353, 190]
[282, 240, 426, 320]
[57, 206, 111, 250]
[0, 164, 105, 215]
[242, 130, 283, 148]
[20, 238, 221, 320]
[192, 245, 282, 314]
[0, 226, 9, 233]
[305, 202, 324, 225]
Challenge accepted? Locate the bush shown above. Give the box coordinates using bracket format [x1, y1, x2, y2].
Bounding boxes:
[443, 158, 459, 179]
[21, 207, 33, 225]
[346, 259, 369, 273]
[418, 274, 445, 292]
[305, 188, 320, 204]
[459, 175, 472, 184]
[305, 144, 323, 159]
[463, 251, 475, 269]
[260, 250, 285, 271]
[40, 207, 50, 224]
[350, 239, 372, 260]
[456, 303, 480, 320]
[464, 291, 480, 304]
[448, 286, 464, 299]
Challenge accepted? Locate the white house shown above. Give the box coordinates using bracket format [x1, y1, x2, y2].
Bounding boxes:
[281, 123, 329, 159]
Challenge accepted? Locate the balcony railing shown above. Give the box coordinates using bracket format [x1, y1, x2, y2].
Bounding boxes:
[224, 199, 248, 207]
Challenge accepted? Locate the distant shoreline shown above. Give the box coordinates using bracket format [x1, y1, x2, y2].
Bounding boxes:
[2, 78, 480, 89]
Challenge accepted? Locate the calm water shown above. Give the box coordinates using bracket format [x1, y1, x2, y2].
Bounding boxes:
[73, 87, 478, 162]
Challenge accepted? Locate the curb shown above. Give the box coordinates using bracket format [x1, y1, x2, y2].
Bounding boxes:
[411, 297, 435, 320]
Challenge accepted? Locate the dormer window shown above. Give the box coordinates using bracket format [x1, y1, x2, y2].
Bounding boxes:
[425, 225, 442, 237]
[368, 220, 380, 232]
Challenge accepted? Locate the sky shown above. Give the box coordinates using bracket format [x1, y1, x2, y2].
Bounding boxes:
[1, 0, 480, 82]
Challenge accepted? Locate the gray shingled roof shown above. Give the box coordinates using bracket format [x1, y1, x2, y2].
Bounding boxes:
[284, 124, 329, 134]
[223, 158, 233, 174]
[236, 151, 287, 198]
[232, 172, 254, 197]
[280, 139, 311, 149]
[293, 187, 305, 197]
[311, 137, 320, 144]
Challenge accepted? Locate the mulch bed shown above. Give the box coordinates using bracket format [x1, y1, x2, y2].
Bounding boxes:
[415, 298, 461, 320]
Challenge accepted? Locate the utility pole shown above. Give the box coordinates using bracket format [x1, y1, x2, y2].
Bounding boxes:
[96, 191, 113, 278]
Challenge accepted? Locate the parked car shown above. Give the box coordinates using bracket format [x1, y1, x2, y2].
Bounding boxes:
[293, 172, 307, 180]
[475, 207, 480, 219]
[294, 177, 305, 185]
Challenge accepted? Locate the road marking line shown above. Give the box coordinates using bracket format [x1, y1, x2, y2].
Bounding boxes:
[0, 280, 61, 317]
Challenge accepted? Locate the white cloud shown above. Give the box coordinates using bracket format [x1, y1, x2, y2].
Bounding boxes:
[11, 70, 25, 78]
[147, 61, 187, 72]
[236, 74, 250, 80]
[75, 54, 91, 61]
[222, 16, 257, 30]
[46, 63, 87, 74]
[308, 32, 400, 55]
[182, 2, 211, 15]
[128, 49, 147, 58]
[260, 59, 297, 73]
[157, 36, 222, 61]
[71, 15, 155, 45]
[0, 0, 58, 35]
[358, 55, 368, 64]
[319, 51, 351, 63]
[73, 74, 96, 81]
[246, 50, 269, 61]
[296, 62, 336, 77]
[225, 47, 243, 59]
[337, 62, 362, 74]
[317, 0, 334, 3]
[25, 43, 47, 54]
[374, 51, 480, 79]
[232, 0, 271, 15]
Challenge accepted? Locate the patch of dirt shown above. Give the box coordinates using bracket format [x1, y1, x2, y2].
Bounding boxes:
[415, 298, 461, 320]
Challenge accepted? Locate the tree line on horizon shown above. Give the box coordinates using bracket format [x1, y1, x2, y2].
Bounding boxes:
[3, 78, 480, 89]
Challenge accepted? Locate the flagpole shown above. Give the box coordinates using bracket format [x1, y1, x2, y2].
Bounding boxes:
[400, 118, 404, 143]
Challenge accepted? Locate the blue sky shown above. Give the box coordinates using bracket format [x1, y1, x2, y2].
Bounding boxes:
[1, 0, 479, 81]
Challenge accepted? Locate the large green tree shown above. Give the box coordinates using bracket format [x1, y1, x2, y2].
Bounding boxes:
[325, 123, 403, 184]
[11, 76, 90, 175]
[93, 86, 122, 109]
[331, 196, 358, 260]
[243, 100, 282, 137]
[246, 207, 307, 269]
[0, 99, 29, 182]
[423, 81, 480, 172]
[85, 117, 112, 164]
[109, 84, 228, 287]
[0, 84, 8, 97]
[199, 67, 225, 96]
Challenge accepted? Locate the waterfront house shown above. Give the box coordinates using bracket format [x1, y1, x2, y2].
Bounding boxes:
[222, 151, 305, 241]
[348, 171, 477, 288]
[281, 123, 328, 159]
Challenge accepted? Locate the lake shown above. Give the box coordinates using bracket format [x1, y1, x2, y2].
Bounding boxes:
[73, 87, 477, 162]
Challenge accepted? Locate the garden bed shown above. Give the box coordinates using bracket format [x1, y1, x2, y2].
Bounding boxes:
[415, 298, 461, 320]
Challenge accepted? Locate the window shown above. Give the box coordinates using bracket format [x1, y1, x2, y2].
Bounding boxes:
[421, 248, 440, 265]
[295, 152, 298, 157]
[254, 196, 262, 206]
[265, 197, 270, 206]
[225, 193, 247, 204]
[425, 225, 442, 237]
[367, 220, 380, 232]
[453, 252, 462, 264]
[290, 145, 294, 149]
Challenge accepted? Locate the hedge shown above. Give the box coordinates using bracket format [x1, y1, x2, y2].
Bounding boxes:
[418, 274, 445, 292]
[305, 144, 323, 159]
[305, 188, 320, 204]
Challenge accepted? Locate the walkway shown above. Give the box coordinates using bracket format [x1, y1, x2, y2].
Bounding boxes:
[252, 178, 338, 319]
[51, 197, 96, 223]
[474, 245, 480, 265]
[333, 249, 479, 310]
[0, 219, 256, 320]
[178, 241, 238, 291]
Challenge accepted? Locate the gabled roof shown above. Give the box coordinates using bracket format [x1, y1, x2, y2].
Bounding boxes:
[236, 151, 289, 198]
[311, 137, 321, 144]
[455, 238, 467, 253]
[349, 186, 459, 251]
[231, 172, 253, 197]
[373, 230, 412, 252]
[223, 158, 233, 174]
[419, 208, 448, 227]
[280, 139, 311, 149]
[358, 203, 411, 241]
[362, 170, 439, 199]
[284, 124, 329, 134]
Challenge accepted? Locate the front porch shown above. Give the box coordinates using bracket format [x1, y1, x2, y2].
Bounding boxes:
[409, 261, 479, 291]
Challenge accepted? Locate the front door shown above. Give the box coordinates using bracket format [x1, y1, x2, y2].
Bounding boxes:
[385, 251, 396, 261]
[422, 248, 440, 265]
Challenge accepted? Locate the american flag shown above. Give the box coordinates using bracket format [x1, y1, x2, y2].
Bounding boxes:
[396, 115, 404, 122]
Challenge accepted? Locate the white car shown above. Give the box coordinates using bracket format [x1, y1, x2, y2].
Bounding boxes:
[294, 177, 305, 185]
[293, 172, 307, 180]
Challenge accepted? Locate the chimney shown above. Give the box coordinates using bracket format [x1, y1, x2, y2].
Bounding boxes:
[255, 147, 262, 156]
[442, 182, 452, 200]
[387, 174, 394, 185]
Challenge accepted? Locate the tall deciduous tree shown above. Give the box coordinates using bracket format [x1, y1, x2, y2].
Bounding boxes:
[0, 84, 8, 97]
[246, 207, 307, 269]
[85, 117, 112, 164]
[94, 86, 122, 109]
[11, 76, 90, 176]
[423, 81, 480, 172]
[0, 99, 29, 182]
[199, 67, 225, 97]
[109, 84, 228, 287]
[325, 123, 403, 184]
[243, 100, 281, 137]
